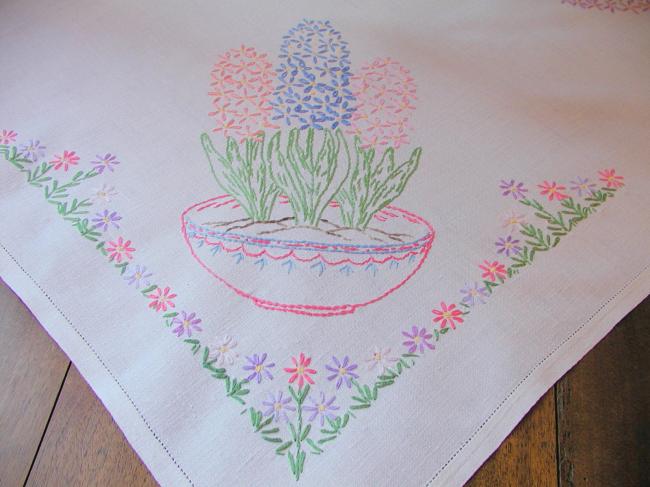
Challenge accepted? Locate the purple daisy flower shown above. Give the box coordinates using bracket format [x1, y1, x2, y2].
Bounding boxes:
[495, 235, 522, 257]
[499, 179, 528, 200]
[303, 392, 339, 426]
[92, 153, 120, 174]
[171, 311, 202, 337]
[92, 209, 122, 232]
[460, 282, 489, 306]
[243, 353, 275, 384]
[124, 265, 152, 289]
[570, 176, 596, 197]
[401, 326, 434, 353]
[325, 356, 359, 389]
[19, 140, 46, 162]
[262, 391, 295, 423]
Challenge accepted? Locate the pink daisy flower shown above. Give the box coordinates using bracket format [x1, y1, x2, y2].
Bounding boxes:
[49, 150, 80, 171]
[432, 302, 464, 330]
[283, 353, 316, 389]
[538, 180, 568, 201]
[148, 286, 177, 312]
[480, 260, 507, 282]
[0, 129, 18, 145]
[105, 237, 135, 263]
[598, 168, 624, 188]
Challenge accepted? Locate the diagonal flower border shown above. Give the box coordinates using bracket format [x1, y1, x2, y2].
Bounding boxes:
[0, 133, 624, 481]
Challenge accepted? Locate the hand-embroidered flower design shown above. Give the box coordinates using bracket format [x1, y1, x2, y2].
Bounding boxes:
[499, 179, 528, 200]
[598, 168, 625, 188]
[271, 19, 354, 130]
[92, 184, 117, 203]
[124, 264, 152, 289]
[262, 391, 295, 423]
[495, 235, 521, 257]
[479, 260, 507, 282]
[171, 311, 202, 337]
[570, 176, 596, 197]
[501, 210, 527, 234]
[325, 356, 359, 389]
[401, 326, 434, 353]
[208, 45, 276, 141]
[0, 129, 17, 145]
[243, 353, 276, 383]
[210, 335, 239, 366]
[19, 140, 46, 162]
[538, 180, 568, 201]
[365, 346, 398, 372]
[284, 353, 316, 388]
[460, 282, 489, 307]
[348, 57, 416, 149]
[92, 209, 122, 232]
[92, 153, 120, 174]
[432, 302, 464, 329]
[562, 0, 650, 14]
[49, 150, 79, 171]
[303, 392, 339, 426]
[105, 236, 135, 262]
[147, 286, 177, 312]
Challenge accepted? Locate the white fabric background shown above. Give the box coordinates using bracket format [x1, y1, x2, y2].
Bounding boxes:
[1, 1, 649, 485]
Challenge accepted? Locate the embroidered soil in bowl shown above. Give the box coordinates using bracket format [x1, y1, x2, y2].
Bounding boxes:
[182, 196, 434, 316]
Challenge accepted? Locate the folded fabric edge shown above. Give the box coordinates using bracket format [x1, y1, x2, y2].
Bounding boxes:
[0, 241, 191, 487]
[429, 262, 650, 487]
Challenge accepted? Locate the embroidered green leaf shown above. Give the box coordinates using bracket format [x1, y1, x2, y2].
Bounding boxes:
[268, 128, 350, 227]
[201, 132, 279, 222]
[305, 438, 323, 454]
[263, 436, 283, 443]
[317, 435, 338, 444]
[336, 136, 421, 229]
[275, 441, 293, 455]
[289, 422, 298, 442]
[183, 339, 201, 355]
[141, 285, 158, 295]
[350, 403, 371, 410]
[255, 416, 273, 433]
[300, 424, 311, 441]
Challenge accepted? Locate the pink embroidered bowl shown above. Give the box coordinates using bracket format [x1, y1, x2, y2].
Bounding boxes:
[181, 196, 434, 317]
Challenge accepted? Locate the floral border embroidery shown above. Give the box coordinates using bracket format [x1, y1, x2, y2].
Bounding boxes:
[1, 131, 624, 480]
[561, 0, 650, 13]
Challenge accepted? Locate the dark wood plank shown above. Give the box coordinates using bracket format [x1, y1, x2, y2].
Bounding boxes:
[466, 389, 558, 487]
[26, 365, 158, 487]
[0, 279, 70, 487]
[557, 296, 650, 487]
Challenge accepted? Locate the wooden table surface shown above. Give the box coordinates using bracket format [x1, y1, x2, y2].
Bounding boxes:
[0, 279, 648, 487]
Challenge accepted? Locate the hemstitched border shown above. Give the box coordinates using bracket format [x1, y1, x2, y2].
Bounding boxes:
[0, 241, 195, 487]
[425, 261, 650, 485]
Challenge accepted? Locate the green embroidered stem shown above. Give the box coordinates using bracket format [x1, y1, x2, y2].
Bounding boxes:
[307, 353, 420, 457]
[520, 198, 571, 236]
[584, 187, 617, 209]
[336, 137, 421, 230]
[201, 133, 279, 222]
[287, 385, 310, 480]
[268, 128, 351, 227]
[1, 145, 34, 170]
[2, 146, 101, 242]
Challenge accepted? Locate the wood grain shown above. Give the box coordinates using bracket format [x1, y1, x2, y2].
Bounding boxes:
[26, 365, 157, 487]
[557, 296, 650, 487]
[466, 388, 558, 487]
[0, 280, 70, 487]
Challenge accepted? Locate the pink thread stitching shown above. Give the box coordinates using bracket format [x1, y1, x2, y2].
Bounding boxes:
[181, 197, 435, 317]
